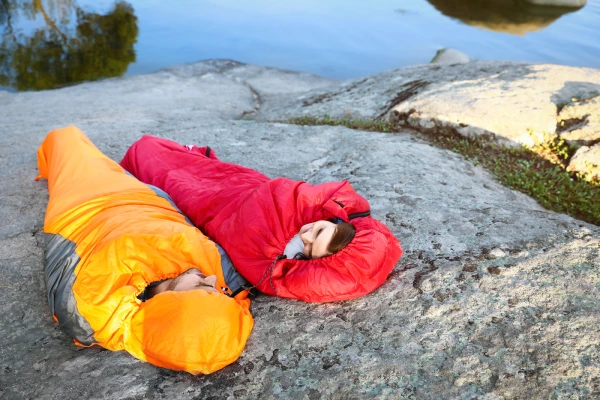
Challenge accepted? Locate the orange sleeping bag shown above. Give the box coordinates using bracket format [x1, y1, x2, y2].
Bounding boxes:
[37, 126, 253, 374]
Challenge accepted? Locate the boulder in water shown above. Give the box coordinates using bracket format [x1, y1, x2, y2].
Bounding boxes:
[430, 48, 471, 64]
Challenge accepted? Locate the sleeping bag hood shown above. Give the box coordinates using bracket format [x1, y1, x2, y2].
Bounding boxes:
[37, 127, 253, 374]
[121, 135, 403, 302]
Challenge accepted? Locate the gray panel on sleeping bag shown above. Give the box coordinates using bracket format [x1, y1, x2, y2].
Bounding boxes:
[215, 242, 248, 296]
[44, 233, 96, 346]
[144, 182, 249, 296]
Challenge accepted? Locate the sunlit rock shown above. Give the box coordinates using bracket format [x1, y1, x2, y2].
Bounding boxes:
[558, 96, 600, 145]
[568, 143, 600, 180]
[260, 61, 600, 149]
[258, 60, 600, 192]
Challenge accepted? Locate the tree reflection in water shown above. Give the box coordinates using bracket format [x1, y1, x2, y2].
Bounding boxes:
[427, 0, 583, 35]
[0, 0, 138, 91]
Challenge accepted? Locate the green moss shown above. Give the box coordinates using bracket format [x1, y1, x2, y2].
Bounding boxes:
[288, 115, 397, 133]
[286, 116, 600, 226]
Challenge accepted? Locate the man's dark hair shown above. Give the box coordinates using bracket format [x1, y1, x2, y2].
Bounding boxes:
[327, 221, 356, 254]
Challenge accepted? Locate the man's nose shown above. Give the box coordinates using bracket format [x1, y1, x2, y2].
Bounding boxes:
[202, 275, 217, 288]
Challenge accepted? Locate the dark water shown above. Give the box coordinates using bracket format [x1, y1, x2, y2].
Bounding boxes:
[1, 0, 599, 91]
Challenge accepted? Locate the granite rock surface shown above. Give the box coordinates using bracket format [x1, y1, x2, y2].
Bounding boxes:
[258, 61, 600, 177]
[1, 60, 599, 399]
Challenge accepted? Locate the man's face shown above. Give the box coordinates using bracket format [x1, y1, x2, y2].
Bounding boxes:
[299, 220, 337, 259]
[168, 268, 219, 293]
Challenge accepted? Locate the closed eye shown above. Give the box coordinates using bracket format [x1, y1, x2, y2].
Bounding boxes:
[308, 229, 324, 259]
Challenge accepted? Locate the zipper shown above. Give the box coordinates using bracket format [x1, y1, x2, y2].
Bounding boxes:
[244, 254, 286, 297]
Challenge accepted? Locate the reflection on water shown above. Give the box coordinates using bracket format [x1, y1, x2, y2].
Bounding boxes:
[0, 1, 597, 91]
[0, 0, 137, 91]
[427, 0, 582, 35]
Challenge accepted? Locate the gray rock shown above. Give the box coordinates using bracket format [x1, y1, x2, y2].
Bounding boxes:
[431, 48, 471, 64]
[1, 59, 599, 399]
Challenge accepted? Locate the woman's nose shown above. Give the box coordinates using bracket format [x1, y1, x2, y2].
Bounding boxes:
[301, 231, 312, 245]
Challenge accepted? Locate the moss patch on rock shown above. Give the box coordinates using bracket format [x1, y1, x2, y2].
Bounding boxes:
[286, 116, 600, 226]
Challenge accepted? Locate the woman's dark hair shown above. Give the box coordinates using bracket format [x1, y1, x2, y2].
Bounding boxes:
[327, 221, 356, 254]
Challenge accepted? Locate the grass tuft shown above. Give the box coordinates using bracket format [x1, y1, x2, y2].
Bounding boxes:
[288, 115, 397, 133]
[286, 116, 600, 226]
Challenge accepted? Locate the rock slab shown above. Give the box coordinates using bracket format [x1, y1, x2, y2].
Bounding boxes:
[1, 60, 599, 399]
[258, 61, 600, 178]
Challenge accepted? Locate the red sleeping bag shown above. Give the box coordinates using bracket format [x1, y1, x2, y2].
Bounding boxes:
[121, 135, 402, 302]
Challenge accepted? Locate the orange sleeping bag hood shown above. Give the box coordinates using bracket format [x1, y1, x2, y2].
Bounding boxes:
[37, 126, 253, 374]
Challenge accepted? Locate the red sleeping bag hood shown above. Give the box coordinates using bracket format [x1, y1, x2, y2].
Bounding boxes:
[121, 135, 402, 302]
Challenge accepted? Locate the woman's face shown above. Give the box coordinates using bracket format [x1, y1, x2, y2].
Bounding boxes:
[299, 220, 337, 259]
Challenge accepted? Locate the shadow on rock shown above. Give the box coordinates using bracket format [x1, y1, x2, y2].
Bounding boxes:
[551, 81, 600, 107]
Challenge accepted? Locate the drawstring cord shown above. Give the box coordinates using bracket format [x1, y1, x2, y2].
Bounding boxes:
[244, 255, 286, 298]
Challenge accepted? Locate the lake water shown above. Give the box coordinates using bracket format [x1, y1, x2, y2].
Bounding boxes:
[1, 0, 599, 91]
